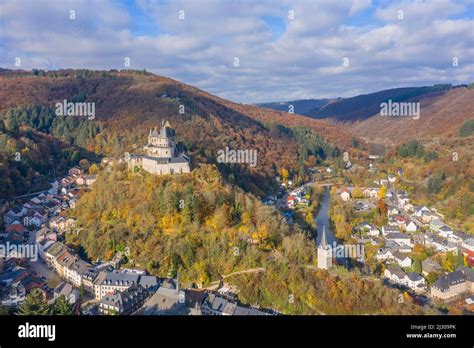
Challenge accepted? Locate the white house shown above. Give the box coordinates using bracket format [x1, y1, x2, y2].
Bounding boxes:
[406, 221, 418, 233]
[376, 248, 394, 261]
[391, 251, 412, 268]
[406, 272, 427, 293]
[386, 233, 413, 247]
[363, 188, 379, 199]
[384, 265, 407, 285]
[425, 235, 458, 253]
[3, 206, 27, 224]
[430, 219, 444, 232]
[462, 238, 474, 253]
[355, 222, 380, 236]
[438, 225, 454, 238]
[337, 187, 351, 202]
[382, 225, 400, 236]
[414, 206, 431, 218]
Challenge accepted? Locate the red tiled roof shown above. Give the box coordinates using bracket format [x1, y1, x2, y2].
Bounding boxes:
[6, 224, 24, 233]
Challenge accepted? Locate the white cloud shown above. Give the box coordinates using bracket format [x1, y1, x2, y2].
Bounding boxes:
[0, 0, 472, 103]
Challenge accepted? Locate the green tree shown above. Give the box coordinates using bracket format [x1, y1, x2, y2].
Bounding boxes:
[426, 272, 439, 285]
[455, 251, 465, 268]
[412, 258, 422, 274]
[52, 295, 75, 315]
[17, 289, 50, 315]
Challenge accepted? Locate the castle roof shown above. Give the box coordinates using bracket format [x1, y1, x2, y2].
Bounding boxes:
[149, 121, 175, 139]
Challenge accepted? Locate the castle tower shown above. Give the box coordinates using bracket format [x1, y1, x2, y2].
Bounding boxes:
[144, 121, 176, 158]
[317, 226, 333, 270]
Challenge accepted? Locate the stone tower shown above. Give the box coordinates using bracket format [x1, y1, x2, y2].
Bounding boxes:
[144, 120, 176, 158]
[317, 226, 333, 270]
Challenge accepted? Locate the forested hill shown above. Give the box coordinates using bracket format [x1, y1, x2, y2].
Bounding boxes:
[306, 85, 458, 121]
[0, 69, 349, 197]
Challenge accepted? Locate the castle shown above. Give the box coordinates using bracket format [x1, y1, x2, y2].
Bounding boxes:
[126, 121, 191, 175]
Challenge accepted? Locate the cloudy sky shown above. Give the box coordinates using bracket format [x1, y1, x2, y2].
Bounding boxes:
[0, 0, 473, 103]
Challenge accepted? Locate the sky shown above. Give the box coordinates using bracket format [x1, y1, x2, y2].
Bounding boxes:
[0, 0, 473, 103]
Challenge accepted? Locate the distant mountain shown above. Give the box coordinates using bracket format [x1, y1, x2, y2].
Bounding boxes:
[353, 86, 474, 145]
[307, 85, 455, 122]
[256, 98, 338, 115]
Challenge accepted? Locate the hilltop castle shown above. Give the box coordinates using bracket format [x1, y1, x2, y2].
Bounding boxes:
[126, 121, 191, 175]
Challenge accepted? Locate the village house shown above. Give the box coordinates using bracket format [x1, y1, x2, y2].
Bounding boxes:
[93, 270, 157, 301]
[5, 223, 25, 234]
[49, 216, 66, 232]
[406, 221, 418, 233]
[63, 257, 92, 287]
[337, 186, 351, 202]
[430, 219, 445, 232]
[363, 188, 379, 199]
[390, 251, 412, 268]
[393, 215, 407, 230]
[53, 282, 79, 305]
[431, 267, 474, 302]
[3, 206, 27, 225]
[388, 174, 397, 183]
[354, 222, 380, 236]
[384, 264, 407, 284]
[376, 248, 394, 261]
[382, 225, 400, 236]
[425, 234, 458, 253]
[387, 207, 400, 217]
[447, 231, 467, 244]
[84, 174, 97, 186]
[200, 292, 274, 316]
[384, 265, 426, 293]
[385, 233, 413, 247]
[438, 225, 454, 238]
[138, 278, 186, 315]
[35, 227, 56, 244]
[68, 166, 84, 177]
[99, 285, 149, 315]
[421, 258, 442, 277]
[404, 202, 414, 212]
[414, 205, 431, 217]
[462, 238, 474, 266]
[406, 272, 427, 293]
[287, 196, 296, 208]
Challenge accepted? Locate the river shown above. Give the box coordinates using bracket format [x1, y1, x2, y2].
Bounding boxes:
[314, 186, 336, 246]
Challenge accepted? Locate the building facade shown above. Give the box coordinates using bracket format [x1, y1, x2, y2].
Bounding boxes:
[317, 226, 332, 270]
[127, 121, 191, 176]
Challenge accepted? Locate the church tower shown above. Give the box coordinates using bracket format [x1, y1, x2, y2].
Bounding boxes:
[317, 226, 333, 270]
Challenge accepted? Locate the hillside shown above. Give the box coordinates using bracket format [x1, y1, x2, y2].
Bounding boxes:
[0, 69, 352, 197]
[307, 85, 455, 122]
[353, 87, 474, 145]
[256, 98, 338, 115]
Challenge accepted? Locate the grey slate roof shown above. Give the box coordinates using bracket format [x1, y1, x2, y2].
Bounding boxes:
[407, 272, 423, 282]
[433, 270, 466, 292]
[102, 270, 139, 286]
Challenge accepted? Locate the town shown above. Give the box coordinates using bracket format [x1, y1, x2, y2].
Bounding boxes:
[0, 164, 277, 316]
[267, 160, 474, 313]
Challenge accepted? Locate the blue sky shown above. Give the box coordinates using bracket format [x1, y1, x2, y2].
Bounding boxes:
[0, 0, 473, 103]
